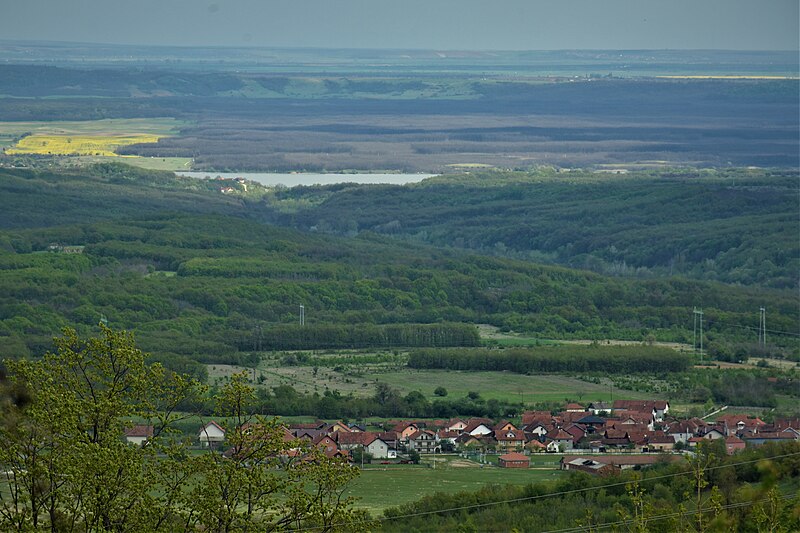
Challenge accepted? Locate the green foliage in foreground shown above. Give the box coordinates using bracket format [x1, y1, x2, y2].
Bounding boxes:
[380, 441, 800, 532]
[408, 345, 693, 374]
[0, 327, 365, 532]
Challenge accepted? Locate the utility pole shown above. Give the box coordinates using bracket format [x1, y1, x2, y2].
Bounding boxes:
[759, 307, 766, 348]
[299, 304, 305, 326]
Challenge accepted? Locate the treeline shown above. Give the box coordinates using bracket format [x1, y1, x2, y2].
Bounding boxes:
[252, 383, 521, 420]
[381, 441, 800, 532]
[237, 323, 480, 351]
[408, 345, 693, 374]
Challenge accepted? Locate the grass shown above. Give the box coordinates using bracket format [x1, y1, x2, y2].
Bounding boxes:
[346, 457, 564, 514]
[208, 356, 661, 406]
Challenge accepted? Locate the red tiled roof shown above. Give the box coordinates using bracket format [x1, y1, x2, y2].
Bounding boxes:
[499, 452, 529, 462]
[125, 424, 153, 438]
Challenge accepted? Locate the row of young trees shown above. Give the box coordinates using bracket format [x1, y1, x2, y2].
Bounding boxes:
[0, 327, 365, 532]
[407, 345, 693, 374]
[237, 323, 480, 351]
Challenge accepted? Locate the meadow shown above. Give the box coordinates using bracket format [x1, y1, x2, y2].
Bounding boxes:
[346, 458, 565, 514]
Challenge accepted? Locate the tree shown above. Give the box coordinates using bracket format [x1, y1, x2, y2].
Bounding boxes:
[0, 327, 365, 532]
[433, 386, 448, 397]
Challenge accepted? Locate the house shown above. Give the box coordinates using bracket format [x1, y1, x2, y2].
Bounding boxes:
[124, 424, 153, 446]
[493, 420, 518, 432]
[742, 432, 799, 446]
[587, 402, 613, 416]
[612, 400, 669, 422]
[446, 418, 468, 432]
[564, 403, 586, 413]
[498, 452, 529, 468]
[562, 454, 683, 472]
[703, 427, 726, 440]
[463, 420, 493, 437]
[547, 429, 575, 452]
[717, 415, 765, 437]
[313, 435, 340, 458]
[725, 435, 746, 455]
[646, 433, 676, 452]
[576, 415, 606, 432]
[522, 410, 554, 427]
[561, 457, 619, 477]
[408, 430, 438, 454]
[525, 438, 546, 452]
[335, 431, 368, 451]
[199, 421, 226, 447]
[492, 429, 526, 452]
[392, 422, 420, 442]
[326, 421, 352, 433]
[524, 422, 553, 438]
[455, 433, 481, 449]
[436, 429, 461, 445]
[363, 435, 392, 459]
[666, 418, 707, 443]
[564, 424, 586, 443]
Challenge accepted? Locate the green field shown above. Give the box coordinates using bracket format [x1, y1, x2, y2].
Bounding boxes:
[208, 358, 660, 406]
[346, 457, 564, 514]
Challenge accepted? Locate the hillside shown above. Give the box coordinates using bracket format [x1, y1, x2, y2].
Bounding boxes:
[259, 168, 798, 288]
[0, 166, 796, 368]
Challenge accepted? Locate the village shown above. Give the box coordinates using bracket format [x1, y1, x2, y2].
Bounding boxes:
[123, 400, 800, 477]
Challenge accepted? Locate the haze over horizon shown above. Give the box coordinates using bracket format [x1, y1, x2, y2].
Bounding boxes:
[2, 0, 798, 52]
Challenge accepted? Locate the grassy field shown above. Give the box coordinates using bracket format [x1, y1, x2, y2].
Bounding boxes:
[346, 456, 564, 514]
[208, 356, 660, 406]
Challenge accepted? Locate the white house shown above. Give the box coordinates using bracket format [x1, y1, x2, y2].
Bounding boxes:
[199, 421, 226, 447]
[364, 436, 391, 459]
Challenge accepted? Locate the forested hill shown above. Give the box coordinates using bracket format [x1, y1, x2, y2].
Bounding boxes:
[260, 168, 798, 288]
[0, 165, 796, 367]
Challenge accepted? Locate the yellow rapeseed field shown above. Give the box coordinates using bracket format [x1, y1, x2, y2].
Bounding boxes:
[6, 134, 161, 156]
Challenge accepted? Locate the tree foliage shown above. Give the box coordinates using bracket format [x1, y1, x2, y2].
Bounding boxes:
[0, 327, 364, 532]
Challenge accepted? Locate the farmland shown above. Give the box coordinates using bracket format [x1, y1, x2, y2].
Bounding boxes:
[0, 117, 188, 167]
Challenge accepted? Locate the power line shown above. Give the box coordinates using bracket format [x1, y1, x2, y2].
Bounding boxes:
[287, 451, 800, 532]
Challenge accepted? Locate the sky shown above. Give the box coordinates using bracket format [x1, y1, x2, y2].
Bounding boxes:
[1, 0, 798, 51]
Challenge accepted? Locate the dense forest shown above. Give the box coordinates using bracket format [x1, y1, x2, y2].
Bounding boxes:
[262, 168, 799, 287]
[0, 165, 796, 371]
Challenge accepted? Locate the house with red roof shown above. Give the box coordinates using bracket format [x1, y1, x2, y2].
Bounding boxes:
[124, 424, 153, 446]
[498, 452, 529, 468]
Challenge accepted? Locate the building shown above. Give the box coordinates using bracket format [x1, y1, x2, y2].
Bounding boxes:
[124, 424, 153, 446]
[199, 421, 226, 447]
[498, 452, 530, 468]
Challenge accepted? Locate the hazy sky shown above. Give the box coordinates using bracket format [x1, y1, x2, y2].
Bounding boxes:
[2, 0, 798, 51]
